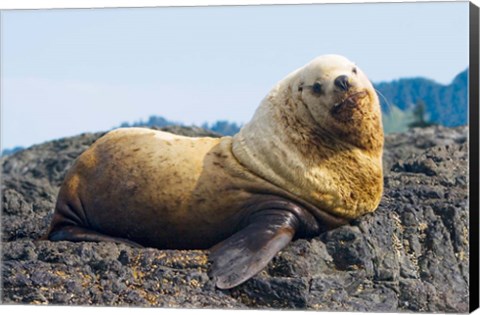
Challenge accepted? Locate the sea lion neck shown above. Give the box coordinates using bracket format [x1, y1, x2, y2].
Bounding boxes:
[231, 80, 330, 196]
[232, 73, 345, 178]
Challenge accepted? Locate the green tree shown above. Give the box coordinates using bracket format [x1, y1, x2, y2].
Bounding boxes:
[408, 100, 435, 128]
[202, 120, 241, 136]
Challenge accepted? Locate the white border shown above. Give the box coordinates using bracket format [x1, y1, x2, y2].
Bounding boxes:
[0, 0, 472, 10]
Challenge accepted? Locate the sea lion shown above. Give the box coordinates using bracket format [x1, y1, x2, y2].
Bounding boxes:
[45, 54, 384, 289]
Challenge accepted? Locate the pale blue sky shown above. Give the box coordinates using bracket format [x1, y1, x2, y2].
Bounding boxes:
[1, 2, 470, 149]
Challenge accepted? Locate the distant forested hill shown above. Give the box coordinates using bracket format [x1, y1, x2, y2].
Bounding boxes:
[374, 69, 468, 128]
[119, 117, 241, 136]
[119, 116, 182, 129]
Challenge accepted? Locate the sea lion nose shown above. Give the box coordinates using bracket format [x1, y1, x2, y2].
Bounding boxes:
[334, 75, 350, 91]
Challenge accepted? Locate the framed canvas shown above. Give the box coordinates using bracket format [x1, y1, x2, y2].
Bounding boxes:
[1, 0, 479, 314]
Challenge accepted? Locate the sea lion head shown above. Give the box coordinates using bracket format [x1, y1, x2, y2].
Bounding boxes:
[291, 54, 383, 151]
[232, 54, 384, 219]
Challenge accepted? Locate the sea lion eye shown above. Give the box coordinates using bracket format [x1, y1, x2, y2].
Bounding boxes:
[352, 67, 358, 74]
[312, 82, 322, 94]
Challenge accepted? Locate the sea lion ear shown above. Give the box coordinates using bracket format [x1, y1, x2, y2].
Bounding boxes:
[298, 82, 304, 92]
[208, 210, 299, 289]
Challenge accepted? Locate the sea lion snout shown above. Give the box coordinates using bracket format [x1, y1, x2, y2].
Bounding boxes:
[334, 75, 351, 91]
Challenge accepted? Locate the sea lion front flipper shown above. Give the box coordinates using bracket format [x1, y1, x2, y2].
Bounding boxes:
[209, 209, 299, 289]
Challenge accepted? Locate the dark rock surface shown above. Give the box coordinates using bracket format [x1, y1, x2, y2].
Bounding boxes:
[1, 125, 470, 312]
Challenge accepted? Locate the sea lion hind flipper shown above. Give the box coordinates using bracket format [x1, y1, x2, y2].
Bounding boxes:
[48, 225, 143, 248]
[208, 210, 299, 289]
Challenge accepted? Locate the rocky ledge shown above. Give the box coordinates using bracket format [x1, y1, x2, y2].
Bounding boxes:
[1, 125, 470, 312]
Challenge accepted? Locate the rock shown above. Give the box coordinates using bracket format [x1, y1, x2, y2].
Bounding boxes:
[1, 125, 470, 312]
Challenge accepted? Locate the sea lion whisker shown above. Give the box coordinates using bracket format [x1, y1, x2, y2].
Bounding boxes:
[334, 91, 368, 108]
[374, 88, 393, 112]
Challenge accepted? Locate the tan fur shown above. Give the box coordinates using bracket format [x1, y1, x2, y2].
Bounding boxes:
[48, 55, 383, 249]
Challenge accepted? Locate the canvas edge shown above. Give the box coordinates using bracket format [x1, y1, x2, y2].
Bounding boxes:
[469, 1, 480, 313]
